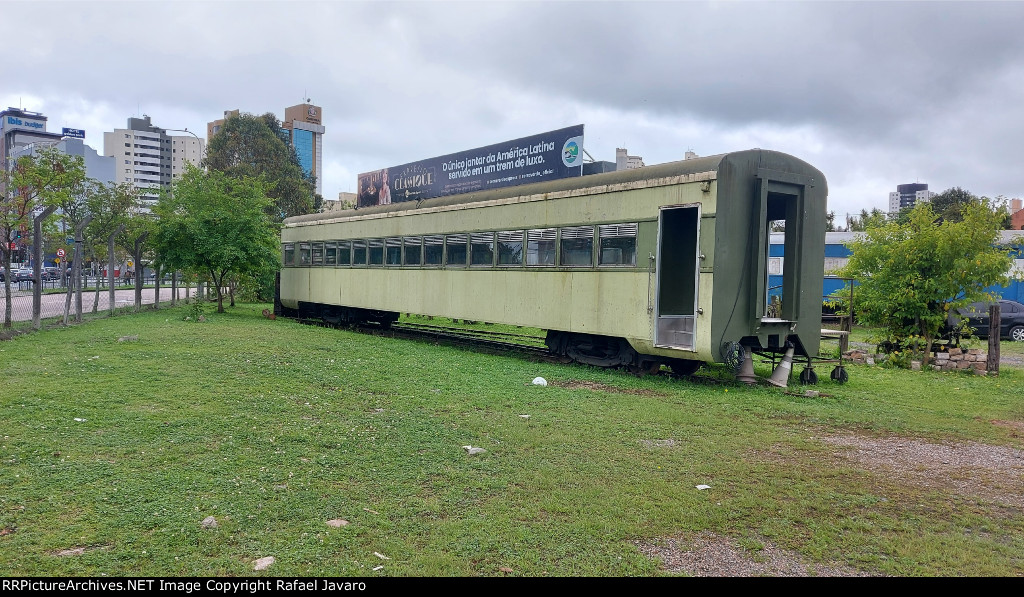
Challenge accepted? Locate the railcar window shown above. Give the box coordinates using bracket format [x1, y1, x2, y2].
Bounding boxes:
[497, 231, 524, 266]
[338, 241, 351, 266]
[311, 242, 325, 265]
[385, 238, 402, 265]
[404, 237, 422, 265]
[299, 242, 311, 266]
[526, 228, 556, 266]
[560, 226, 594, 267]
[283, 243, 295, 266]
[352, 240, 367, 265]
[446, 234, 468, 266]
[324, 241, 338, 265]
[470, 232, 495, 267]
[598, 223, 638, 266]
[369, 239, 385, 265]
[423, 235, 443, 265]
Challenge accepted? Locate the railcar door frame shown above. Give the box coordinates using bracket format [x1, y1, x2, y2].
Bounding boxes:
[653, 203, 701, 351]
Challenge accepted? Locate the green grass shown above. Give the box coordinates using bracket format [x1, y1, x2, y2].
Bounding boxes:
[1, 305, 1022, 576]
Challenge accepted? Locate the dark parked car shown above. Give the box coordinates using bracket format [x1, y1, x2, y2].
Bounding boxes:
[42, 267, 60, 281]
[948, 300, 1024, 342]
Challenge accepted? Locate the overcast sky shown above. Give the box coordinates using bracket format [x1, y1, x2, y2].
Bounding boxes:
[4, 1, 1023, 221]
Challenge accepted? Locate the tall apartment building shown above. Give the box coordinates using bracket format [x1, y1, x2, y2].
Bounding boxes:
[207, 103, 325, 195]
[103, 115, 205, 207]
[888, 183, 935, 213]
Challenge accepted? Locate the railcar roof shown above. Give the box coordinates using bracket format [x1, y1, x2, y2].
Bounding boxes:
[285, 148, 807, 227]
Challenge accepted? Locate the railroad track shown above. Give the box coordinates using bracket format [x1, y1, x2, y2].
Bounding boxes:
[294, 317, 729, 382]
[387, 321, 553, 358]
[297, 317, 555, 360]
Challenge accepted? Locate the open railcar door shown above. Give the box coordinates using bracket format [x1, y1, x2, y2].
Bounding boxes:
[654, 204, 700, 351]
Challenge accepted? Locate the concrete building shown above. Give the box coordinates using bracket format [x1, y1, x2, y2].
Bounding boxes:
[11, 137, 114, 185]
[615, 147, 645, 170]
[888, 183, 935, 213]
[104, 115, 204, 207]
[208, 103, 325, 195]
[1011, 198, 1024, 231]
[1, 107, 65, 170]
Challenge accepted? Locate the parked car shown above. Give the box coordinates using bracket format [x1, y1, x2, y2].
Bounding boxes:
[0, 267, 5, 282]
[14, 267, 35, 282]
[947, 300, 1024, 342]
[42, 267, 60, 281]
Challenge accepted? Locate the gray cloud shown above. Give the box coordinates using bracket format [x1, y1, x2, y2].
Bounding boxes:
[3, 1, 1022, 218]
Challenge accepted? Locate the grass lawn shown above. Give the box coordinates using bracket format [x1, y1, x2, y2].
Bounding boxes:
[1, 304, 1022, 576]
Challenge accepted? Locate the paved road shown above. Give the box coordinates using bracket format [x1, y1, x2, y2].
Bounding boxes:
[1, 286, 195, 322]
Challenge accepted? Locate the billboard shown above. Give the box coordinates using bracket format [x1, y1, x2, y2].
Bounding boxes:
[62, 128, 85, 138]
[357, 125, 584, 208]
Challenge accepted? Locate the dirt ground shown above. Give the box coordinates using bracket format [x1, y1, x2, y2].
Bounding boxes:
[634, 430, 1024, 576]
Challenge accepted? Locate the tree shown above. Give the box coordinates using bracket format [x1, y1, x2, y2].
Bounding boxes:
[837, 200, 1012, 363]
[846, 208, 888, 232]
[84, 182, 137, 314]
[153, 165, 280, 313]
[0, 147, 86, 328]
[204, 112, 317, 219]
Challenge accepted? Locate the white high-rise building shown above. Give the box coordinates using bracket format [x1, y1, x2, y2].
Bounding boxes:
[888, 183, 935, 214]
[104, 115, 204, 207]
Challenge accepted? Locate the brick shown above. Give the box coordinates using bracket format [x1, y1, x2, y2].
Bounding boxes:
[948, 347, 963, 356]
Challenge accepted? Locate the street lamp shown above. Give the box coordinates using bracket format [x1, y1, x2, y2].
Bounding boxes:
[163, 127, 206, 305]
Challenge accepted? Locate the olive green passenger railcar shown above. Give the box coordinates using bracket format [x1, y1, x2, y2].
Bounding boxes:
[279, 149, 827, 374]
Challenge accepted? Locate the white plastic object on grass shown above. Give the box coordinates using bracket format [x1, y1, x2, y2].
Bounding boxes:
[532, 377, 548, 386]
[696, 484, 711, 490]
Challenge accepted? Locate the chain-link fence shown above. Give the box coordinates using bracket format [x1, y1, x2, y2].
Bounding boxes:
[0, 273, 198, 335]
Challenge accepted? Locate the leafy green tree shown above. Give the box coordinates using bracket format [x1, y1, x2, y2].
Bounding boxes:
[0, 147, 86, 327]
[930, 187, 978, 223]
[846, 207, 889, 231]
[204, 112, 317, 219]
[153, 165, 280, 313]
[85, 182, 137, 313]
[837, 201, 1012, 363]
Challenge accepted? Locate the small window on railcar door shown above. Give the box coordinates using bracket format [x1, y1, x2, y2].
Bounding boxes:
[526, 228, 556, 266]
[352, 240, 367, 265]
[446, 234, 468, 267]
[324, 242, 337, 265]
[598, 223, 638, 266]
[423, 235, 443, 265]
[311, 242, 324, 265]
[560, 226, 594, 267]
[299, 242, 311, 266]
[283, 243, 295, 266]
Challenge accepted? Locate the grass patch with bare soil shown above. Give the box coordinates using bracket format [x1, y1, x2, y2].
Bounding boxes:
[1, 306, 1022, 576]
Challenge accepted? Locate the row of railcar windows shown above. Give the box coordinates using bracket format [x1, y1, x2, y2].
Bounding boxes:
[283, 224, 638, 268]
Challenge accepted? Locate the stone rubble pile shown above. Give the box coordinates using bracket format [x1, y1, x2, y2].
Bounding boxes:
[843, 347, 992, 376]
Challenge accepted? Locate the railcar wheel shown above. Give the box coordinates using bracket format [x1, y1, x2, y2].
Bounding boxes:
[830, 365, 849, 384]
[799, 366, 818, 385]
[629, 360, 662, 376]
[668, 359, 702, 376]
